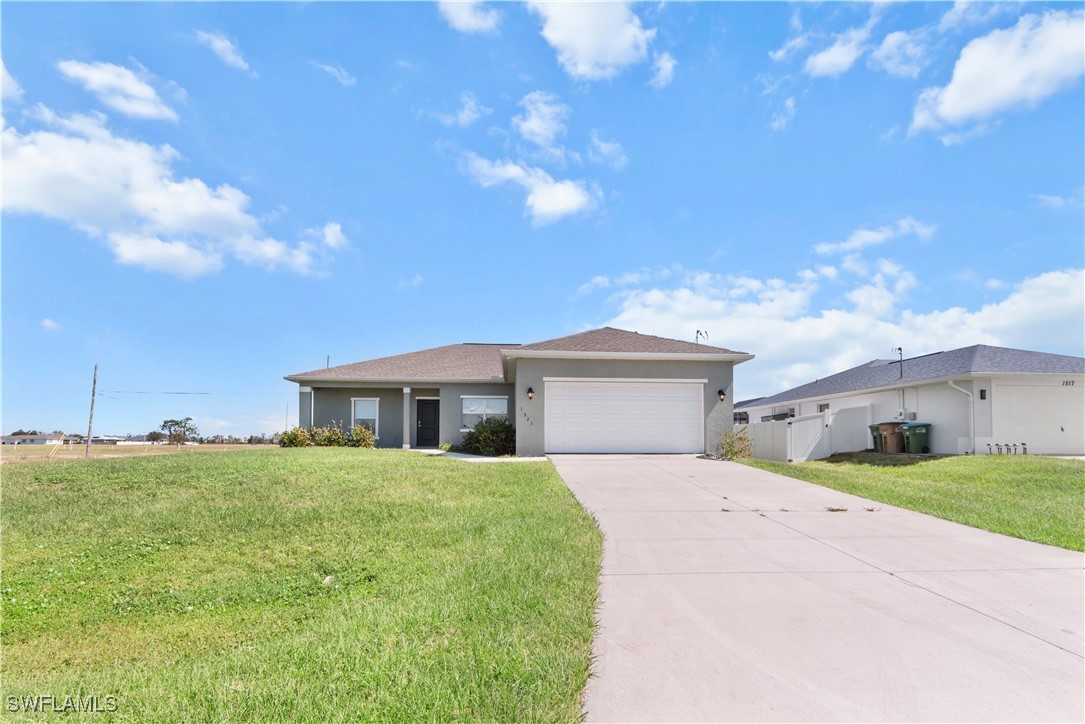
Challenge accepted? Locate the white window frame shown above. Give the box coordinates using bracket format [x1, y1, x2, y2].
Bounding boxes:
[350, 397, 380, 439]
[460, 395, 509, 432]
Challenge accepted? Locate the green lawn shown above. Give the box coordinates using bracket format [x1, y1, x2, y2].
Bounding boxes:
[2, 449, 602, 721]
[742, 453, 1085, 551]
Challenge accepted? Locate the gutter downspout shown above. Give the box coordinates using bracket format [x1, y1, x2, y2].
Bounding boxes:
[310, 388, 315, 430]
[948, 380, 974, 454]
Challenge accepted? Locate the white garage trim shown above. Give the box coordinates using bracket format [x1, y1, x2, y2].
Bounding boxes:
[543, 377, 709, 383]
[544, 379, 705, 454]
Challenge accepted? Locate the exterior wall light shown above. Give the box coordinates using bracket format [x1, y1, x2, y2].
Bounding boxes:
[527, 387, 535, 400]
[718, 389, 726, 401]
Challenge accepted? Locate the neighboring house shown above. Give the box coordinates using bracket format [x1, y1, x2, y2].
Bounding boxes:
[736, 345, 1085, 456]
[90, 435, 124, 445]
[1, 433, 72, 445]
[732, 398, 764, 425]
[284, 327, 753, 456]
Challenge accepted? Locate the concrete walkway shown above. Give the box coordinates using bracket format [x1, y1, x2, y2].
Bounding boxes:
[551, 454, 1084, 723]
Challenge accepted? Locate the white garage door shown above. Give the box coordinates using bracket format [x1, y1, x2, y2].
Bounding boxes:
[545, 380, 704, 454]
[993, 383, 1085, 455]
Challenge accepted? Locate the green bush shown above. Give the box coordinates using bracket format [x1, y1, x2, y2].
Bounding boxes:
[279, 427, 312, 448]
[461, 418, 516, 457]
[311, 422, 348, 447]
[719, 427, 753, 460]
[350, 423, 375, 449]
[438, 442, 454, 452]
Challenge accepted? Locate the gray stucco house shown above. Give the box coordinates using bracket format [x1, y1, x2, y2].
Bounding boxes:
[284, 327, 753, 456]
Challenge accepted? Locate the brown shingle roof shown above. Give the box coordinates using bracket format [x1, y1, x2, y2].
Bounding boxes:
[514, 327, 744, 354]
[286, 328, 749, 383]
[287, 343, 516, 381]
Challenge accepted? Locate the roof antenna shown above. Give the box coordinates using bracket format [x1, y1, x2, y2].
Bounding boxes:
[695, 330, 709, 345]
[892, 347, 903, 378]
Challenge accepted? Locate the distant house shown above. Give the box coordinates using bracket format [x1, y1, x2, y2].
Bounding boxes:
[737, 345, 1084, 456]
[90, 435, 124, 445]
[1, 433, 72, 445]
[285, 327, 754, 456]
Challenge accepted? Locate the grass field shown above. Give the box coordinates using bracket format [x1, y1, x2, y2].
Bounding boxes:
[0, 442, 276, 464]
[742, 453, 1085, 551]
[2, 449, 602, 721]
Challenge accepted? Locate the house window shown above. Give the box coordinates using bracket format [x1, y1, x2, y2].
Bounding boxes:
[734, 411, 749, 424]
[351, 398, 379, 438]
[772, 406, 795, 418]
[817, 403, 830, 413]
[461, 397, 508, 430]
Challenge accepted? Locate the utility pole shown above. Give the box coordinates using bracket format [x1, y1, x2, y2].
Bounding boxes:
[86, 363, 98, 458]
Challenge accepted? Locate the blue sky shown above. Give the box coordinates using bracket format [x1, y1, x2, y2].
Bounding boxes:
[3, 1, 1083, 437]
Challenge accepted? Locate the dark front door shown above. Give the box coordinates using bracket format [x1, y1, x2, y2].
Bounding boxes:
[417, 399, 440, 447]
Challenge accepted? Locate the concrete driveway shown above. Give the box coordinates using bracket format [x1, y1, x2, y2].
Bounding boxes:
[550, 454, 1084, 723]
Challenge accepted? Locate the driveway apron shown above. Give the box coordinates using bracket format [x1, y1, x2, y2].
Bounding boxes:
[550, 454, 1084, 723]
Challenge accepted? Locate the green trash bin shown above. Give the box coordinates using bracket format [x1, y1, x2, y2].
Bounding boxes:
[868, 424, 883, 452]
[900, 423, 931, 454]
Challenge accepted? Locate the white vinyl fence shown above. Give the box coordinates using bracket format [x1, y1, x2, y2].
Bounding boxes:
[738, 405, 872, 463]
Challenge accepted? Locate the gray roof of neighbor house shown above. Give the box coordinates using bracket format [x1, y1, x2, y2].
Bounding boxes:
[513, 326, 746, 355]
[286, 343, 517, 382]
[737, 344, 1085, 410]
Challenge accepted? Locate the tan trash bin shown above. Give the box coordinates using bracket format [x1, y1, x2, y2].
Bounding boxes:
[878, 422, 905, 453]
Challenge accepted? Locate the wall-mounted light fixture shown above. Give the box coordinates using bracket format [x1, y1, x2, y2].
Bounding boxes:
[527, 387, 535, 400]
[718, 389, 726, 401]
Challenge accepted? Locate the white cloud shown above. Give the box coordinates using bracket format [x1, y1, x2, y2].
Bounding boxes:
[804, 17, 877, 77]
[599, 265, 1085, 398]
[56, 60, 177, 121]
[527, 1, 656, 81]
[313, 62, 356, 87]
[511, 90, 574, 163]
[870, 30, 929, 79]
[108, 233, 223, 278]
[910, 11, 1085, 138]
[398, 273, 424, 290]
[438, 91, 491, 128]
[588, 129, 628, 170]
[512, 91, 569, 147]
[939, 2, 1017, 33]
[41, 318, 62, 331]
[460, 151, 600, 225]
[1032, 191, 1083, 210]
[649, 52, 676, 89]
[318, 222, 348, 249]
[437, 1, 501, 35]
[2, 59, 23, 102]
[576, 267, 653, 296]
[771, 97, 796, 131]
[2, 106, 337, 277]
[814, 217, 936, 255]
[769, 35, 809, 63]
[194, 30, 252, 73]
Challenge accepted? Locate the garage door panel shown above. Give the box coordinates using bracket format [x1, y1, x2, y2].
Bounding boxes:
[993, 384, 1085, 455]
[545, 381, 704, 454]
